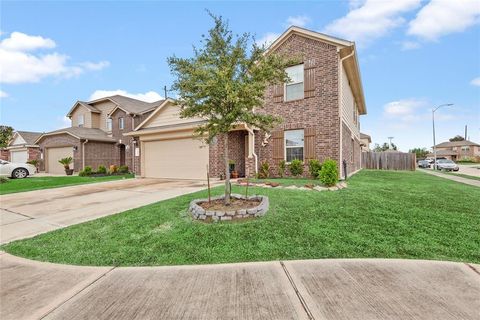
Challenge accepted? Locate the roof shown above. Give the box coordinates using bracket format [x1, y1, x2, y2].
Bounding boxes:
[360, 133, 371, 142]
[434, 140, 480, 148]
[35, 127, 116, 144]
[265, 26, 367, 115]
[10, 131, 43, 146]
[66, 95, 164, 117]
[427, 150, 458, 156]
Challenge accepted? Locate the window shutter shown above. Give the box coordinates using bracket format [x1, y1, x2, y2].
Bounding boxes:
[304, 59, 316, 98]
[272, 130, 284, 162]
[304, 127, 316, 161]
[272, 84, 284, 103]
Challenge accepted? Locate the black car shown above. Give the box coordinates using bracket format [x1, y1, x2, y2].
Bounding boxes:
[418, 160, 430, 168]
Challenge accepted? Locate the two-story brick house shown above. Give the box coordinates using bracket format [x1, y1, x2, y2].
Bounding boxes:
[428, 140, 480, 161]
[128, 27, 366, 179]
[35, 95, 163, 174]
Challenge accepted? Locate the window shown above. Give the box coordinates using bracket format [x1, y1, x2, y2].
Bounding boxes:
[119, 117, 124, 130]
[461, 146, 470, 151]
[285, 64, 304, 101]
[106, 118, 112, 131]
[285, 129, 304, 162]
[78, 114, 84, 127]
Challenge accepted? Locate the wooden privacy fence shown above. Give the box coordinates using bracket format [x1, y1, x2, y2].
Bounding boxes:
[362, 152, 416, 171]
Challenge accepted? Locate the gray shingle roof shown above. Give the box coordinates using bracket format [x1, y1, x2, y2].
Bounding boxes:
[105, 95, 164, 114]
[434, 140, 480, 148]
[15, 131, 43, 145]
[37, 127, 116, 143]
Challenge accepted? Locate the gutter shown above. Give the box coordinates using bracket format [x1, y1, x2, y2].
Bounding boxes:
[245, 126, 258, 175]
[82, 139, 89, 169]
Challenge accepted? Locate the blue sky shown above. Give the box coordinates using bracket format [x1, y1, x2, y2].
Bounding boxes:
[1, 0, 479, 151]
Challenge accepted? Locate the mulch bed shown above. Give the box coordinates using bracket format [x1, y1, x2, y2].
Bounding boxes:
[199, 198, 261, 211]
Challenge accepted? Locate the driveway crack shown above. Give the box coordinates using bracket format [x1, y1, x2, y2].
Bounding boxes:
[280, 261, 315, 320]
[1, 207, 35, 219]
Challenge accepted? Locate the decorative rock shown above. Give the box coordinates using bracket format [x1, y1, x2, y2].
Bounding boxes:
[215, 211, 225, 217]
[328, 186, 338, 191]
[226, 210, 236, 216]
[304, 184, 314, 189]
[221, 216, 232, 221]
[205, 211, 215, 216]
[246, 208, 257, 214]
[270, 182, 280, 187]
[313, 186, 327, 191]
[285, 185, 298, 190]
[237, 209, 247, 215]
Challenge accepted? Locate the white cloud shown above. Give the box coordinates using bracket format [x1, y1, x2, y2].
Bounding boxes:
[285, 15, 311, 28]
[408, 0, 480, 41]
[0, 31, 55, 51]
[323, 0, 421, 47]
[0, 31, 109, 84]
[401, 40, 421, 50]
[0, 90, 8, 98]
[89, 90, 163, 102]
[470, 77, 480, 86]
[256, 32, 281, 47]
[383, 98, 427, 122]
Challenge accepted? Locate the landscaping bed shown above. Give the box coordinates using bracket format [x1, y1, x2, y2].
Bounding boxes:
[2, 170, 479, 266]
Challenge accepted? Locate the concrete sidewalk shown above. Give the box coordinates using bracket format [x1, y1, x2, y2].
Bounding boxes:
[1, 253, 479, 320]
[0, 178, 217, 244]
[420, 169, 480, 187]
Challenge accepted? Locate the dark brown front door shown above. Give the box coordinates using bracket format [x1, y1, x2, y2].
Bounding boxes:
[119, 144, 126, 166]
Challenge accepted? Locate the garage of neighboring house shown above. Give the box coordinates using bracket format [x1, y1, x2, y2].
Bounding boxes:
[46, 146, 74, 174]
[6, 131, 42, 164]
[126, 99, 209, 179]
[10, 149, 28, 163]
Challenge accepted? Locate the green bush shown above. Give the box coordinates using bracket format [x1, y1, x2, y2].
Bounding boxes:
[78, 170, 87, 177]
[118, 165, 129, 174]
[278, 160, 286, 178]
[84, 166, 93, 174]
[259, 161, 270, 179]
[27, 159, 39, 167]
[308, 159, 322, 178]
[97, 165, 107, 174]
[319, 159, 338, 187]
[288, 159, 304, 177]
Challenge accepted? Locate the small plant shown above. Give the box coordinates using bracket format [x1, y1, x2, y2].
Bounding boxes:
[118, 165, 129, 174]
[308, 159, 322, 179]
[27, 159, 39, 168]
[0, 177, 8, 183]
[58, 157, 73, 169]
[288, 159, 304, 177]
[319, 159, 338, 187]
[228, 160, 235, 173]
[109, 165, 118, 174]
[278, 160, 286, 178]
[97, 165, 107, 174]
[259, 161, 270, 179]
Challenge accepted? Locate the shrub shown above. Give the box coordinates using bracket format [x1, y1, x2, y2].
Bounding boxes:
[83, 166, 93, 175]
[109, 165, 118, 174]
[0, 177, 8, 183]
[78, 170, 88, 177]
[118, 165, 129, 174]
[259, 161, 270, 179]
[27, 159, 39, 167]
[288, 159, 304, 177]
[319, 159, 338, 187]
[278, 160, 286, 178]
[58, 157, 73, 169]
[308, 159, 322, 179]
[97, 165, 107, 174]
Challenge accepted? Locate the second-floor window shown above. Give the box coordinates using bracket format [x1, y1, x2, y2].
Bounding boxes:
[119, 117, 124, 130]
[106, 118, 112, 131]
[78, 114, 84, 127]
[285, 64, 304, 101]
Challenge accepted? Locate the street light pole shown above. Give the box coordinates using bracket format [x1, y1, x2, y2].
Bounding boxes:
[432, 103, 454, 169]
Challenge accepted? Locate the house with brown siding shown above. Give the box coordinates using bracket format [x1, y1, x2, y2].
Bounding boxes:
[428, 140, 480, 161]
[35, 95, 163, 174]
[127, 26, 367, 179]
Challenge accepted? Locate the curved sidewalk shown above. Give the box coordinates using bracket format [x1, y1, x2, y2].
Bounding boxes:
[420, 169, 480, 187]
[1, 253, 479, 320]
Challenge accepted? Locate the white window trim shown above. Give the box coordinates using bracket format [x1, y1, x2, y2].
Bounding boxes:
[78, 114, 84, 127]
[119, 117, 124, 130]
[284, 129, 305, 163]
[106, 118, 112, 132]
[284, 64, 304, 102]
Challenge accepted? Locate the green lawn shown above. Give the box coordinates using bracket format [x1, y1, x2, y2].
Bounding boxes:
[0, 174, 134, 195]
[249, 177, 324, 187]
[2, 170, 479, 266]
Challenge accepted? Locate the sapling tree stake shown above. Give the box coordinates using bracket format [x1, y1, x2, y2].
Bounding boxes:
[207, 164, 211, 204]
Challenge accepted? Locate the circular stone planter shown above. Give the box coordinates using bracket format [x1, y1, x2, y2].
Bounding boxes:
[189, 194, 269, 222]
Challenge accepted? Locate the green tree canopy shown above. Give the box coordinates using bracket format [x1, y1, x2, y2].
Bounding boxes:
[449, 135, 465, 142]
[168, 13, 290, 204]
[373, 142, 398, 152]
[409, 147, 429, 159]
[0, 125, 14, 147]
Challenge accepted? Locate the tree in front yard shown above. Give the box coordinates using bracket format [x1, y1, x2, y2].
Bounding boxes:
[168, 13, 289, 204]
[373, 142, 398, 152]
[409, 147, 429, 159]
[0, 125, 14, 147]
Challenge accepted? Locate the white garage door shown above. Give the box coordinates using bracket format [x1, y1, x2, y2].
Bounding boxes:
[144, 138, 208, 179]
[11, 150, 28, 163]
[47, 147, 73, 174]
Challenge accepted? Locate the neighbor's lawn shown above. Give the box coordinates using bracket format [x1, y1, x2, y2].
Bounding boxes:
[2, 170, 479, 265]
[0, 174, 134, 195]
[249, 177, 323, 187]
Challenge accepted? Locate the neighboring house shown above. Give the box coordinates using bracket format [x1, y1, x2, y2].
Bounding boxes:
[1, 131, 42, 163]
[360, 133, 371, 151]
[35, 95, 163, 174]
[428, 140, 480, 161]
[127, 26, 366, 179]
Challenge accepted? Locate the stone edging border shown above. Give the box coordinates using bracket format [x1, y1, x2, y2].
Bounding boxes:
[236, 180, 348, 192]
[189, 193, 269, 222]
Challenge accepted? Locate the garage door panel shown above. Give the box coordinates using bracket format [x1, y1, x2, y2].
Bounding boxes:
[144, 138, 208, 179]
[47, 147, 73, 174]
[11, 150, 28, 163]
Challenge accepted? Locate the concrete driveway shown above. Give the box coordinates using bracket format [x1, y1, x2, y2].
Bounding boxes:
[0, 178, 213, 244]
[1, 253, 479, 320]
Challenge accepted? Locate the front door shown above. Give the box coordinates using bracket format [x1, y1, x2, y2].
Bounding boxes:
[119, 144, 126, 166]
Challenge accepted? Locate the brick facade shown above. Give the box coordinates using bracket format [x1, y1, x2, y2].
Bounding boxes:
[209, 131, 247, 178]
[38, 133, 81, 171]
[0, 148, 9, 161]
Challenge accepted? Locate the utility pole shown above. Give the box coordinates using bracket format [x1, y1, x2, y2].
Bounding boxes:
[465, 125, 467, 140]
[387, 136, 394, 149]
[432, 103, 454, 169]
[163, 85, 168, 99]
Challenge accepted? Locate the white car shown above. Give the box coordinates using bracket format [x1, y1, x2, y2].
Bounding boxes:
[0, 159, 36, 179]
[435, 159, 459, 171]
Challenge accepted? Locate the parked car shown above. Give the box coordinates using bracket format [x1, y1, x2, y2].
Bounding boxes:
[0, 159, 36, 179]
[435, 159, 459, 171]
[418, 160, 430, 168]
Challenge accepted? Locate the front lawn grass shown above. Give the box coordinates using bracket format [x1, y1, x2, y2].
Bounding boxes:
[0, 174, 134, 195]
[2, 170, 479, 266]
[249, 177, 323, 187]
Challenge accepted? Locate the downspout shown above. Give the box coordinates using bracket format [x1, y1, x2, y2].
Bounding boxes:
[338, 47, 355, 179]
[82, 139, 89, 169]
[245, 126, 258, 175]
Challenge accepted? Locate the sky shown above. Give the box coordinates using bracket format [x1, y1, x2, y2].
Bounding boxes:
[1, 0, 479, 151]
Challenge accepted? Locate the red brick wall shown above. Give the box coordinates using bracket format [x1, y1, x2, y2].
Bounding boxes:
[255, 33, 340, 177]
[83, 142, 117, 170]
[0, 148, 9, 161]
[27, 147, 41, 162]
[110, 109, 140, 172]
[38, 134, 81, 171]
[209, 131, 247, 178]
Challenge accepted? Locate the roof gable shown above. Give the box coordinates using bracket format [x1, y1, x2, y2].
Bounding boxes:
[8, 131, 42, 146]
[66, 101, 100, 117]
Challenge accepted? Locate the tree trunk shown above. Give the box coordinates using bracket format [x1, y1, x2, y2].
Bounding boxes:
[224, 134, 231, 205]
